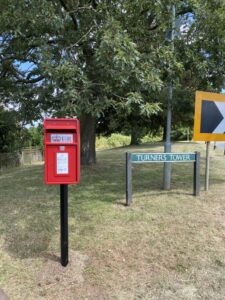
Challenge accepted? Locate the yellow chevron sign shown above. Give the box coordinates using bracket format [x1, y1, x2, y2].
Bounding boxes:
[194, 91, 225, 141]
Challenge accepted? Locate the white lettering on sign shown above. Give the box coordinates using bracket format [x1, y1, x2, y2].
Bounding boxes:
[132, 153, 195, 162]
[56, 153, 68, 174]
[51, 134, 73, 143]
[136, 154, 167, 161]
[169, 154, 191, 161]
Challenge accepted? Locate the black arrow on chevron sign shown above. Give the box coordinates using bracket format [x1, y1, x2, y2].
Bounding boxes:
[201, 100, 224, 133]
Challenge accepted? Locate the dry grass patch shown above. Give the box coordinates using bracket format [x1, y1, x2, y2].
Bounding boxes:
[1, 142, 225, 299]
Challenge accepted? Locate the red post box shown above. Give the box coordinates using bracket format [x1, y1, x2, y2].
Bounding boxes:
[44, 118, 80, 184]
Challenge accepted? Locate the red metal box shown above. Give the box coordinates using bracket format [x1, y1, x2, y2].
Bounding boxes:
[44, 118, 80, 184]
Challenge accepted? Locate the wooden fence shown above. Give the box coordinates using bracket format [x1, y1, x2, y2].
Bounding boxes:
[0, 147, 43, 169]
[20, 146, 43, 165]
[0, 152, 21, 169]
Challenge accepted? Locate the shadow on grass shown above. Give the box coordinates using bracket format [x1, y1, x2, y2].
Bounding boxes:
[43, 253, 60, 262]
[0, 165, 59, 259]
[71, 154, 224, 208]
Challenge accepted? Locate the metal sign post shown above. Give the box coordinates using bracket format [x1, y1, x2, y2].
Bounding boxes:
[60, 184, 68, 266]
[194, 151, 200, 196]
[126, 152, 132, 206]
[126, 152, 200, 206]
[205, 142, 210, 191]
[163, 4, 176, 191]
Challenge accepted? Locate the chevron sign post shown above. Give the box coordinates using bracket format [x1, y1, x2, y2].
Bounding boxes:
[194, 91, 225, 191]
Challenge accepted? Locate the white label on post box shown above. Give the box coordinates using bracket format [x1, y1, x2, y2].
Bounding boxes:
[51, 134, 73, 143]
[56, 153, 68, 174]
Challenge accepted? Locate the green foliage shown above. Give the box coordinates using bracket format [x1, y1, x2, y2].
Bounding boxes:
[96, 133, 163, 150]
[27, 125, 44, 152]
[0, 107, 29, 152]
[0, 0, 225, 162]
[141, 133, 163, 143]
[96, 134, 131, 149]
[0, 0, 164, 120]
[171, 127, 193, 141]
[120, 92, 162, 117]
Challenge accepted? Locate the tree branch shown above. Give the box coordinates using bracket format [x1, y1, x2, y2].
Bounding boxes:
[91, 0, 98, 10]
[15, 74, 45, 84]
[66, 25, 96, 49]
[59, 0, 79, 30]
[177, 7, 193, 16]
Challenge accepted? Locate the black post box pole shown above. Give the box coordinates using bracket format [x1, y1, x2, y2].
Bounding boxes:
[60, 184, 68, 266]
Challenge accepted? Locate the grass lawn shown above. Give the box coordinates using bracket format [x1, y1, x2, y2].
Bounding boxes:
[1, 142, 225, 299]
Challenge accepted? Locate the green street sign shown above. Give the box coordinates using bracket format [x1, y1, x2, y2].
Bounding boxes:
[131, 153, 196, 163]
[126, 151, 200, 206]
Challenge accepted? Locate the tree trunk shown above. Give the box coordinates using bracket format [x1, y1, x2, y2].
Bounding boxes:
[80, 114, 96, 165]
[130, 128, 140, 145]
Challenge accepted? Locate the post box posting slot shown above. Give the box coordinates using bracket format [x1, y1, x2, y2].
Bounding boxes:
[44, 118, 80, 184]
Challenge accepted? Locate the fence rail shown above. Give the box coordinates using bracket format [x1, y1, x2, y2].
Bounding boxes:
[20, 146, 43, 165]
[0, 152, 21, 169]
[0, 147, 43, 169]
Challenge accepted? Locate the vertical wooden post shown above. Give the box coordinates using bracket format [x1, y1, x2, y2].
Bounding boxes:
[126, 152, 132, 206]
